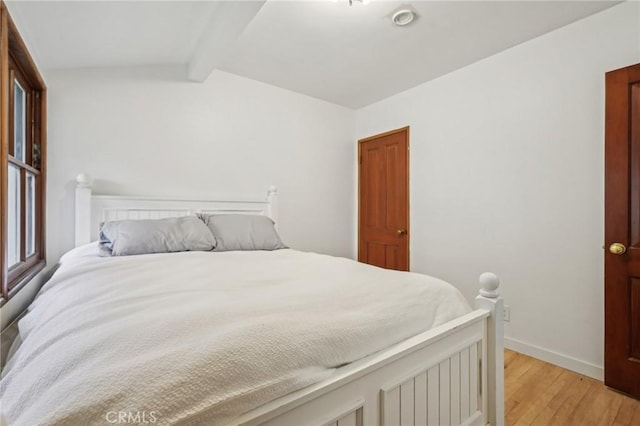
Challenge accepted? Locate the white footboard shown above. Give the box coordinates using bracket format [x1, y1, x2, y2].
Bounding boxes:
[380, 340, 480, 426]
[236, 274, 504, 426]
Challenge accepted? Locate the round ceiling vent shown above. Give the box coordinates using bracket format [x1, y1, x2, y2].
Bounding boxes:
[392, 9, 416, 27]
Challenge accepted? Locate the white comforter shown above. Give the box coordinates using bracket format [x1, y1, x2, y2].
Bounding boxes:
[0, 245, 470, 426]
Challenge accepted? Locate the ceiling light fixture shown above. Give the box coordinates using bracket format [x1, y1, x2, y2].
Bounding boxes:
[392, 9, 416, 26]
[348, 0, 370, 6]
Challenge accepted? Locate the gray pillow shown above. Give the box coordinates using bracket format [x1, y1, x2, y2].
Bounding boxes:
[198, 214, 287, 252]
[99, 216, 216, 256]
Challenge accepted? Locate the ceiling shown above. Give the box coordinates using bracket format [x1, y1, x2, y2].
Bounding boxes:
[7, 1, 217, 69]
[6, 1, 621, 109]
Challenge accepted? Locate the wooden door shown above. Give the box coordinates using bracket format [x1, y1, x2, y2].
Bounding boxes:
[605, 63, 640, 399]
[358, 127, 409, 271]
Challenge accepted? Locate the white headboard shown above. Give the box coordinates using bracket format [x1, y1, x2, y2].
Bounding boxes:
[74, 174, 278, 247]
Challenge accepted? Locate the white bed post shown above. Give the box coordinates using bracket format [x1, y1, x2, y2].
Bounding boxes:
[475, 272, 504, 426]
[75, 173, 93, 247]
[267, 186, 279, 229]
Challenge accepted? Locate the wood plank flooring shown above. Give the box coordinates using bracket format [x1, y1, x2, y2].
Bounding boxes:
[505, 350, 640, 425]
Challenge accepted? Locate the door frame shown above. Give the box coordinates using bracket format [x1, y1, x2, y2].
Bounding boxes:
[357, 126, 410, 269]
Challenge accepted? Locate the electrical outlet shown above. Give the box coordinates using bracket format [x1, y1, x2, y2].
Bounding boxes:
[503, 305, 511, 322]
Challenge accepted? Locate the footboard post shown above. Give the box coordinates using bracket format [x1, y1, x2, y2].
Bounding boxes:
[75, 173, 93, 247]
[475, 272, 504, 426]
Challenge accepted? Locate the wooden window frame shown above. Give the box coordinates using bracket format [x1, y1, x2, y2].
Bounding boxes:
[0, 2, 47, 305]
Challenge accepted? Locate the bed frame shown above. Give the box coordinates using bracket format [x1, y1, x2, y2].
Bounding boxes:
[74, 173, 504, 426]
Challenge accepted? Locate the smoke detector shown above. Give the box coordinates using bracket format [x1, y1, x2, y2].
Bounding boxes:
[392, 9, 416, 26]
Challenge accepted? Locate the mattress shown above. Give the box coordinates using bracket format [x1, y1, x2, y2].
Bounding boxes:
[0, 244, 470, 425]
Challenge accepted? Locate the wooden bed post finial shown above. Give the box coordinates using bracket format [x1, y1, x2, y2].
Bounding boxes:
[479, 272, 500, 298]
[76, 173, 93, 188]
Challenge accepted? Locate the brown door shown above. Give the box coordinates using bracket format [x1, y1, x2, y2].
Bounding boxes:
[358, 127, 409, 271]
[605, 63, 640, 399]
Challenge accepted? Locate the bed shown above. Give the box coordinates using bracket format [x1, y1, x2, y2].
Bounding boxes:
[0, 174, 504, 426]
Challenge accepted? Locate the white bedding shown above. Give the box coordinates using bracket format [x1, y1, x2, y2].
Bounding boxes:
[0, 245, 470, 425]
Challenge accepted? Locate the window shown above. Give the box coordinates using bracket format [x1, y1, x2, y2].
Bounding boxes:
[1, 2, 47, 303]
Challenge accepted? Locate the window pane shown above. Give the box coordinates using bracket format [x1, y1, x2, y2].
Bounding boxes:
[14, 81, 26, 162]
[26, 172, 36, 256]
[8, 164, 21, 267]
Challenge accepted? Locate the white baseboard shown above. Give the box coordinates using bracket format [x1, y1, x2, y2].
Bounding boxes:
[504, 337, 604, 381]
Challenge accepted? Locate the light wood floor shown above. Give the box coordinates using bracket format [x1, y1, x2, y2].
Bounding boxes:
[505, 350, 640, 425]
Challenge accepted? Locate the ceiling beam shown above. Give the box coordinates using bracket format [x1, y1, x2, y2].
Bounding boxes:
[187, 0, 266, 82]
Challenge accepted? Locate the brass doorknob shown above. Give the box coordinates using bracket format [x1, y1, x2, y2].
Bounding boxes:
[609, 243, 627, 255]
[397, 229, 407, 236]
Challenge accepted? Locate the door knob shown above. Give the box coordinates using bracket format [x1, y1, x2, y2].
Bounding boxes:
[397, 229, 407, 236]
[609, 243, 627, 255]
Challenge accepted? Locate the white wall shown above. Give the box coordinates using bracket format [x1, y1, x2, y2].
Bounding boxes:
[356, 1, 640, 378]
[45, 66, 355, 266]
